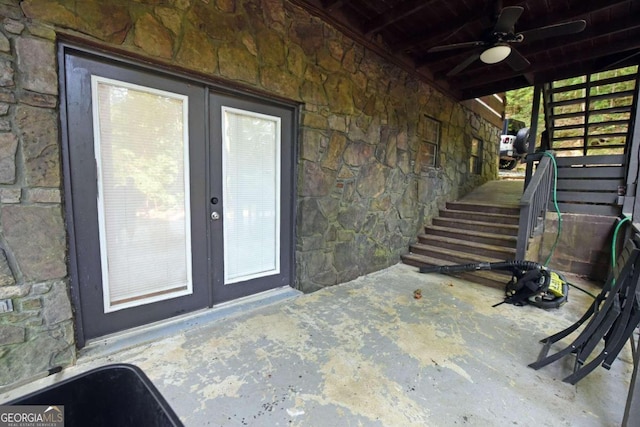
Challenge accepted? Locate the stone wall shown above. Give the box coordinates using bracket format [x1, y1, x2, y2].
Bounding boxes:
[0, 0, 499, 386]
[296, 89, 498, 291]
[0, 2, 74, 386]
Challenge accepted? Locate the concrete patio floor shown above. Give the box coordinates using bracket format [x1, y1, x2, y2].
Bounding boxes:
[2, 263, 634, 426]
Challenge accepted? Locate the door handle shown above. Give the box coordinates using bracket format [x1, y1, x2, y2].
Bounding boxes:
[211, 211, 221, 220]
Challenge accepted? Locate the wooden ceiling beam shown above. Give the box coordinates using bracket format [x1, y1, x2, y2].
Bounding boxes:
[392, 8, 489, 52]
[322, 0, 346, 11]
[516, 0, 630, 32]
[596, 50, 640, 72]
[459, 51, 639, 100]
[460, 76, 532, 100]
[363, 0, 440, 36]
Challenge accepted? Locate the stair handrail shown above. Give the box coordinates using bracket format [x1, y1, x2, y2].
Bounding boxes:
[516, 154, 554, 259]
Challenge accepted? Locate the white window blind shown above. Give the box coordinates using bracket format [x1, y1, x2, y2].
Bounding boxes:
[92, 76, 192, 312]
[222, 107, 281, 284]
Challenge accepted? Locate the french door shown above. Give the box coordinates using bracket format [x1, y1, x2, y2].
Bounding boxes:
[61, 46, 295, 345]
[209, 93, 295, 302]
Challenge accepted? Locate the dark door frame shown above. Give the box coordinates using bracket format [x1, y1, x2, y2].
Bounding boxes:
[58, 41, 299, 348]
[62, 48, 212, 342]
[208, 92, 296, 303]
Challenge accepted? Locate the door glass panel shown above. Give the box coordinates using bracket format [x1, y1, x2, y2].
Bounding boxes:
[92, 76, 192, 312]
[222, 107, 281, 284]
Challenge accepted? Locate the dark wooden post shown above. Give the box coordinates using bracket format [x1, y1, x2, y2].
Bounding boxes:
[524, 84, 542, 189]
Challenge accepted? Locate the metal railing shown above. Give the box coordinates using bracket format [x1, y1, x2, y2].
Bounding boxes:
[516, 154, 554, 259]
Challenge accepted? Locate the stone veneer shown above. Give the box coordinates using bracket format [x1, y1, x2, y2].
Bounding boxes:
[0, 0, 499, 386]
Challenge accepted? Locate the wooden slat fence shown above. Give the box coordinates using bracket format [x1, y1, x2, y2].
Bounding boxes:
[553, 154, 625, 216]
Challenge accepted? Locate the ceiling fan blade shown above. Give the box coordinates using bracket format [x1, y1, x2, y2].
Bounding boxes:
[519, 20, 587, 43]
[493, 6, 524, 33]
[447, 52, 481, 76]
[504, 48, 530, 71]
[428, 41, 484, 53]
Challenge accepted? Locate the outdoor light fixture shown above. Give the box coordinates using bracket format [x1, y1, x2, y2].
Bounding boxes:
[480, 44, 512, 64]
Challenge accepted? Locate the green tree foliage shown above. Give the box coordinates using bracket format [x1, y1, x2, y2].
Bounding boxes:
[505, 66, 637, 155]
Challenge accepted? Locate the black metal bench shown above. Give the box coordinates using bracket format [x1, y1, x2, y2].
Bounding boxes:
[529, 236, 640, 385]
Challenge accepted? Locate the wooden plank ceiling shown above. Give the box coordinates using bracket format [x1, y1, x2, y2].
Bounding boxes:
[289, 0, 640, 101]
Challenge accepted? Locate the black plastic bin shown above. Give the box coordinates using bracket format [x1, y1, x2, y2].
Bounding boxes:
[8, 363, 183, 427]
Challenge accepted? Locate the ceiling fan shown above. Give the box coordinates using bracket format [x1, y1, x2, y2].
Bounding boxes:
[427, 6, 587, 76]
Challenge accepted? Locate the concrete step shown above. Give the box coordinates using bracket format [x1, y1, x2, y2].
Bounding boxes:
[432, 217, 519, 236]
[415, 235, 516, 260]
[401, 253, 509, 290]
[422, 226, 517, 249]
[439, 208, 520, 225]
[408, 243, 500, 264]
[446, 201, 520, 216]
[402, 180, 524, 290]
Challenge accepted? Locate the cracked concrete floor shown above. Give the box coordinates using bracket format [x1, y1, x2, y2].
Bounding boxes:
[2, 263, 634, 426]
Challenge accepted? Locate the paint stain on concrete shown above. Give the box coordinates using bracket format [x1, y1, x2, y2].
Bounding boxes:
[237, 313, 311, 347]
[122, 335, 193, 387]
[317, 349, 428, 425]
[196, 374, 246, 407]
[386, 321, 473, 383]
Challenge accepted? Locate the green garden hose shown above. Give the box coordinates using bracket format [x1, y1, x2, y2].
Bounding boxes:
[612, 216, 631, 270]
[610, 215, 631, 288]
[541, 151, 596, 299]
[542, 151, 561, 267]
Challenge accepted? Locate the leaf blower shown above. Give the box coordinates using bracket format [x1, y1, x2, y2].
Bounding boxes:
[419, 260, 569, 309]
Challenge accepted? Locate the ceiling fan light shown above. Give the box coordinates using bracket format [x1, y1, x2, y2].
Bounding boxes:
[480, 45, 512, 64]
